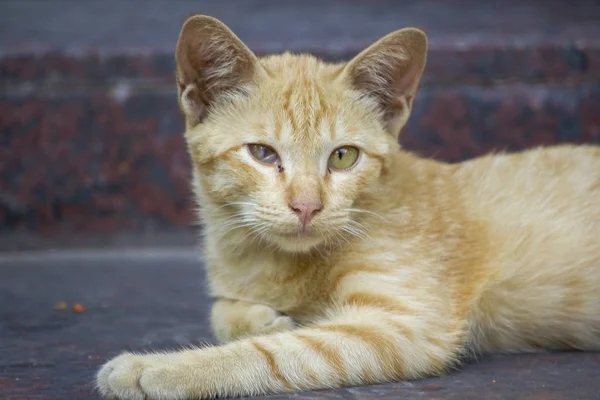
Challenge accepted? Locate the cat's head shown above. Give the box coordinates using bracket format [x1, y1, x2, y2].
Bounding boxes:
[175, 15, 427, 253]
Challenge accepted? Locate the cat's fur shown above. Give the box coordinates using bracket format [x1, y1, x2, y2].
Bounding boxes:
[97, 15, 600, 399]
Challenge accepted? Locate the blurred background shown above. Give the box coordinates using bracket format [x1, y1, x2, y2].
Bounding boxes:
[1, 0, 599, 251]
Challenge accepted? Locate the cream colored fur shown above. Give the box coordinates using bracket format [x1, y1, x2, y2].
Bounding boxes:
[97, 15, 600, 400]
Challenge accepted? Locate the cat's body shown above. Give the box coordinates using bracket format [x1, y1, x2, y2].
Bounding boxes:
[97, 15, 600, 400]
[206, 144, 600, 354]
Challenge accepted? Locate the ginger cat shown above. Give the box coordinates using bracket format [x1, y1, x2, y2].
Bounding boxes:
[97, 15, 600, 399]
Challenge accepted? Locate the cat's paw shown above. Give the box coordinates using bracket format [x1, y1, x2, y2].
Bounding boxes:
[247, 304, 295, 335]
[97, 352, 188, 400]
[213, 302, 295, 343]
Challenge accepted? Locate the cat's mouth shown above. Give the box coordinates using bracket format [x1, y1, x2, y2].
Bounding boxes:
[277, 227, 315, 238]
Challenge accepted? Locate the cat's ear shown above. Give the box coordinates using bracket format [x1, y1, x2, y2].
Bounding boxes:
[175, 15, 263, 126]
[343, 28, 427, 136]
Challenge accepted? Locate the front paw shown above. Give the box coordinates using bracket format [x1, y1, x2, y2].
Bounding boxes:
[96, 352, 187, 400]
[247, 304, 295, 335]
[213, 302, 295, 343]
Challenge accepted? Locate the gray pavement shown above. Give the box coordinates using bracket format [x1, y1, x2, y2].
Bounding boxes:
[0, 249, 599, 399]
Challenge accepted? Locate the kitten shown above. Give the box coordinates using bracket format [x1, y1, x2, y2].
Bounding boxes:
[97, 14, 600, 399]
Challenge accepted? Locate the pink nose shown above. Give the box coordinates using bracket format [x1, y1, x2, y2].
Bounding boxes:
[289, 199, 323, 226]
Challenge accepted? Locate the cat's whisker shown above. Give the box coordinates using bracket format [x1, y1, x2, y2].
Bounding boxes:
[340, 224, 369, 241]
[219, 211, 262, 228]
[219, 212, 259, 222]
[219, 215, 248, 226]
[241, 222, 269, 243]
[243, 229, 262, 247]
[326, 228, 351, 249]
[253, 224, 272, 248]
[219, 218, 256, 230]
[312, 242, 327, 259]
[216, 215, 263, 237]
[347, 218, 371, 234]
[255, 213, 292, 223]
[220, 224, 254, 235]
[342, 208, 388, 222]
[212, 201, 257, 211]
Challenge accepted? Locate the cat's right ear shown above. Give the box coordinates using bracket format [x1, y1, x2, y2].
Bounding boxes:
[175, 15, 263, 127]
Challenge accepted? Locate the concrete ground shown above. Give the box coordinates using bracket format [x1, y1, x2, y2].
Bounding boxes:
[1, 249, 599, 400]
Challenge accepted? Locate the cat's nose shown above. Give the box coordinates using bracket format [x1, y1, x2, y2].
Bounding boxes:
[289, 199, 323, 226]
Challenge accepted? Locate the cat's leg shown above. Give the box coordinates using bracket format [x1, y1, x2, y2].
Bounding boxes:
[211, 298, 295, 343]
[97, 297, 462, 399]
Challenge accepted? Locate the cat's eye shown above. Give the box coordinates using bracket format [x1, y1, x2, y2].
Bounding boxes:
[328, 146, 360, 171]
[247, 144, 280, 165]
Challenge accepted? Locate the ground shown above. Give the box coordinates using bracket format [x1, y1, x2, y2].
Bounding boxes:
[1, 249, 598, 400]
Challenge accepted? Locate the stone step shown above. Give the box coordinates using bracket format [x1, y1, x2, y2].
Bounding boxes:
[2, 0, 599, 87]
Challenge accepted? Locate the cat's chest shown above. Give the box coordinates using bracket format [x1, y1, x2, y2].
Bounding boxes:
[207, 255, 326, 318]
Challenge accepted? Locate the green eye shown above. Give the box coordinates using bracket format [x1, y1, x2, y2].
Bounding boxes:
[328, 146, 359, 170]
[248, 144, 280, 165]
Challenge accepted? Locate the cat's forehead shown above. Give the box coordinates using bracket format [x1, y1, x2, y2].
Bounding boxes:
[255, 54, 361, 143]
[259, 53, 343, 82]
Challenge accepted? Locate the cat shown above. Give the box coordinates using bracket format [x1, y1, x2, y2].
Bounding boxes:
[96, 14, 600, 400]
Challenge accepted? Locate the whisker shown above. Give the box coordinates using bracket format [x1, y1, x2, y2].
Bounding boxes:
[342, 208, 388, 222]
[252, 225, 274, 248]
[212, 201, 256, 210]
[240, 221, 268, 242]
[219, 217, 256, 229]
[253, 224, 271, 248]
[347, 219, 370, 234]
[254, 208, 289, 219]
[340, 224, 369, 241]
[330, 230, 350, 249]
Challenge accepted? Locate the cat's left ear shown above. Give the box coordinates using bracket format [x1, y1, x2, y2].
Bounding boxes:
[342, 28, 427, 137]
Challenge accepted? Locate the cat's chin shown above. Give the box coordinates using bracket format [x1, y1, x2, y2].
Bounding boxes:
[268, 232, 325, 253]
